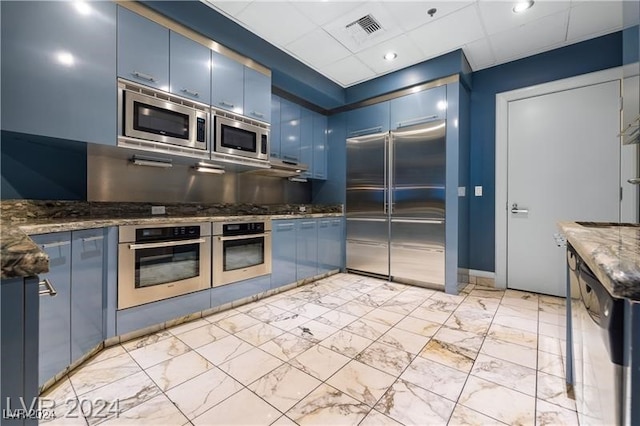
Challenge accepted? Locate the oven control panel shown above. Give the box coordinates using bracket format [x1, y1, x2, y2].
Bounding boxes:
[136, 225, 201, 242]
[222, 222, 265, 236]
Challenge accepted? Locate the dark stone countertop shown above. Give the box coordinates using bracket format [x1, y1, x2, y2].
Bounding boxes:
[1, 200, 343, 279]
[558, 221, 640, 301]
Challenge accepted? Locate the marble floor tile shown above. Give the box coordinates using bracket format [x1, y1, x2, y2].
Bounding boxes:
[421, 297, 460, 314]
[394, 316, 441, 337]
[248, 364, 321, 412]
[218, 347, 283, 386]
[470, 353, 537, 396]
[69, 352, 141, 396]
[319, 330, 374, 358]
[285, 384, 370, 426]
[539, 294, 566, 306]
[467, 288, 504, 300]
[202, 307, 239, 323]
[244, 304, 288, 322]
[495, 304, 538, 321]
[233, 300, 266, 313]
[479, 336, 538, 369]
[235, 322, 284, 346]
[271, 416, 298, 426]
[538, 321, 567, 341]
[536, 398, 579, 425]
[167, 318, 209, 336]
[214, 312, 263, 333]
[537, 371, 576, 411]
[504, 289, 538, 302]
[379, 294, 424, 315]
[290, 302, 332, 319]
[377, 327, 431, 355]
[409, 305, 453, 324]
[400, 356, 468, 402]
[487, 323, 538, 349]
[80, 371, 161, 425]
[539, 300, 566, 316]
[500, 295, 539, 311]
[355, 341, 413, 376]
[268, 312, 313, 331]
[361, 308, 405, 327]
[419, 339, 477, 373]
[538, 350, 566, 378]
[40, 376, 83, 424]
[196, 334, 253, 365]
[192, 388, 281, 426]
[448, 404, 507, 426]
[458, 296, 501, 313]
[83, 344, 127, 366]
[145, 350, 214, 391]
[355, 292, 392, 308]
[444, 308, 493, 335]
[100, 394, 188, 426]
[266, 296, 307, 311]
[42, 413, 88, 426]
[359, 409, 404, 426]
[538, 335, 565, 357]
[259, 332, 317, 361]
[315, 310, 359, 329]
[326, 360, 396, 406]
[336, 300, 377, 317]
[120, 330, 172, 352]
[433, 326, 485, 353]
[173, 322, 230, 349]
[458, 375, 535, 425]
[538, 309, 566, 326]
[290, 344, 351, 381]
[375, 379, 455, 426]
[330, 289, 363, 302]
[492, 312, 539, 334]
[290, 319, 339, 343]
[343, 318, 391, 340]
[313, 294, 348, 309]
[165, 367, 243, 420]
[430, 291, 467, 305]
[126, 336, 191, 370]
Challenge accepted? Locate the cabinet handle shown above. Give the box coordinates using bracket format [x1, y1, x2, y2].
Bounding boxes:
[181, 88, 200, 97]
[220, 100, 235, 108]
[38, 279, 57, 297]
[349, 126, 382, 137]
[82, 236, 104, 243]
[397, 115, 439, 128]
[132, 71, 156, 82]
[282, 155, 299, 162]
[250, 111, 264, 118]
[276, 224, 295, 230]
[331, 220, 341, 226]
[300, 221, 316, 227]
[218, 233, 269, 242]
[41, 241, 71, 249]
[129, 238, 205, 250]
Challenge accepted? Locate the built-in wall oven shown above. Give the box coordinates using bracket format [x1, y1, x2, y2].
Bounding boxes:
[213, 219, 272, 286]
[118, 223, 211, 309]
[214, 114, 269, 161]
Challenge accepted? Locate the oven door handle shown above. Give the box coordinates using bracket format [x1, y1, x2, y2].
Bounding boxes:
[128, 238, 206, 250]
[218, 233, 269, 241]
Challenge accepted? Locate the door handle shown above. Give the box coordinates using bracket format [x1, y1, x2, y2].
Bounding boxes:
[511, 203, 529, 214]
[38, 279, 57, 297]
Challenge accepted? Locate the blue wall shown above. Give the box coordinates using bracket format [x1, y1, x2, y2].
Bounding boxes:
[468, 31, 623, 272]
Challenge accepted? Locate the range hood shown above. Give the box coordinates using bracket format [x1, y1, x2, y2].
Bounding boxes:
[246, 158, 308, 178]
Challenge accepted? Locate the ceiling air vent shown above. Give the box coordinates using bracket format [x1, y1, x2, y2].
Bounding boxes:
[345, 14, 383, 46]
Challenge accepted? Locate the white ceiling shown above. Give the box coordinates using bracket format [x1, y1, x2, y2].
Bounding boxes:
[202, 0, 634, 87]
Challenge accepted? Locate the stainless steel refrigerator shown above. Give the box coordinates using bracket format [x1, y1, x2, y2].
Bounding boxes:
[346, 120, 446, 288]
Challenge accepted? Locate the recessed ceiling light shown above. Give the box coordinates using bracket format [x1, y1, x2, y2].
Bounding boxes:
[384, 52, 397, 61]
[56, 52, 75, 66]
[513, 0, 534, 13]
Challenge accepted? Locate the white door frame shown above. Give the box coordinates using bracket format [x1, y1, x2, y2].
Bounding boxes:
[495, 67, 623, 289]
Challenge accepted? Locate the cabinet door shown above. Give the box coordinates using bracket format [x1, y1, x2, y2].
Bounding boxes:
[280, 99, 301, 163]
[170, 31, 211, 104]
[299, 108, 314, 178]
[117, 6, 169, 90]
[271, 220, 297, 289]
[71, 229, 105, 364]
[211, 51, 244, 114]
[1, 1, 117, 145]
[244, 67, 271, 123]
[346, 101, 390, 137]
[270, 96, 281, 159]
[390, 85, 446, 130]
[318, 218, 344, 273]
[32, 232, 72, 387]
[296, 220, 318, 280]
[313, 113, 328, 180]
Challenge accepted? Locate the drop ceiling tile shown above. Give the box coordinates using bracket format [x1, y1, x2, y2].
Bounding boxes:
[235, 1, 317, 47]
[463, 37, 496, 71]
[291, 1, 362, 27]
[285, 28, 352, 69]
[319, 55, 376, 87]
[567, 1, 625, 42]
[384, 1, 474, 32]
[490, 10, 569, 64]
[204, 1, 253, 18]
[407, 4, 485, 59]
[355, 34, 424, 74]
[478, 0, 571, 36]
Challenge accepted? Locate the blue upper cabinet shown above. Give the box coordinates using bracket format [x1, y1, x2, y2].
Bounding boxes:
[280, 99, 302, 163]
[313, 113, 328, 180]
[1, 1, 117, 145]
[270, 96, 282, 159]
[117, 6, 169, 90]
[299, 108, 314, 178]
[244, 67, 271, 123]
[346, 101, 390, 137]
[169, 31, 211, 104]
[211, 51, 244, 115]
[390, 85, 447, 130]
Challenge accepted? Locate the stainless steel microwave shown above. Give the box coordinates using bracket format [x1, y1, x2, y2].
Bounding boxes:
[214, 115, 269, 161]
[118, 80, 209, 153]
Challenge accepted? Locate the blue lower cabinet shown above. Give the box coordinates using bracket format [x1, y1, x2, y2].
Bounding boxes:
[116, 290, 211, 336]
[317, 218, 344, 274]
[211, 275, 271, 309]
[271, 220, 297, 289]
[31, 232, 72, 388]
[296, 219, 318, 281]
[70, 229, 105, 363]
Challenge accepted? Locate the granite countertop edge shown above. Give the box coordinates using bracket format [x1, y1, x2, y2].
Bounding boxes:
[557, 221, 640, 301]
[2, 211, 344, 280]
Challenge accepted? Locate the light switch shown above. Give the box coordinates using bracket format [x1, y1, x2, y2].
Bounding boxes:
[458, 186, 466, 197]
[474, 186, 483, 197]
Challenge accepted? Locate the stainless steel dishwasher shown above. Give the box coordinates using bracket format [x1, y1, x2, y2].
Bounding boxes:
[570, 248, 625, 425]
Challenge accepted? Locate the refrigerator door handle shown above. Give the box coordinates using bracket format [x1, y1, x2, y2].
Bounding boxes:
[388, 133, 394, 215]
[384, 133, 389, 215]
[397, 115, 439, 129]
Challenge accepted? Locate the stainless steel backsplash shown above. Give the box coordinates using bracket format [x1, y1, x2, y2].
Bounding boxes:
[87, 144, 311, 204]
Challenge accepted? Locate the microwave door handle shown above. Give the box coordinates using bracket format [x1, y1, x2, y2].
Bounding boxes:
[218, 233, 269, 241]
[128, 238, 206, 250]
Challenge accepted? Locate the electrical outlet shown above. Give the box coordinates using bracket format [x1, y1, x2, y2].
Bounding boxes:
[458, 186, 466, 197]
[299, 206, 307, 213]
[151, 206, 166, 215]
[474, 186, 483, 197]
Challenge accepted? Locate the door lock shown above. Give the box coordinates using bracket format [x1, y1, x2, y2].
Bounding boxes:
[511, 203, 529, 214]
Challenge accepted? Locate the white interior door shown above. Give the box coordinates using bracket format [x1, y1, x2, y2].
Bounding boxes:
[507, 80, 621, 297]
